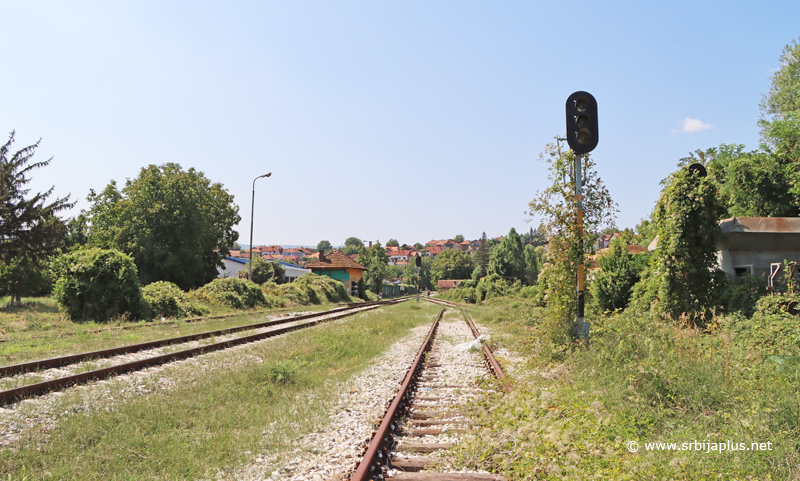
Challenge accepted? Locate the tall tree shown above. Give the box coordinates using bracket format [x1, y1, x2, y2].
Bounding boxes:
[316, 240, 333, 252]
[87, 163, 240, 290]
[386, 238, 399, 247]
[0, 132, 73, 302]
[357, 242, 388, 294]
[488, 228, 525, 280]
[453, 234, 465, 243]
[760, 36, 800, 123]
[472, 242, 491, 278]
[430, 249, 474, 283]
[342, 237, 363, 256]
[523, 244, 540, 286]
[404, 254, 433, 290]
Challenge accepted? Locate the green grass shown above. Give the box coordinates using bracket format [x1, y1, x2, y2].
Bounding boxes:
[0, 300, 440, 480]
[0, 299, 343, 367]
[450, 297, 799, 480]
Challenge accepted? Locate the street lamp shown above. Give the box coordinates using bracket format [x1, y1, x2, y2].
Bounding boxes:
[248, 172, 272, 281]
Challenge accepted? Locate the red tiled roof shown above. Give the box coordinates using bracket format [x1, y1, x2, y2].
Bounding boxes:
[426, 246, 443, 254]
[304, 250, 366, 270]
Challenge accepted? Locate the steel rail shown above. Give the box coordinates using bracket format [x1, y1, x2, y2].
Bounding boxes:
[350, 308, 445, 481]
[0, 298, 409, 405]
[460, 309, 511, 392]
[0, 299, 404, 377]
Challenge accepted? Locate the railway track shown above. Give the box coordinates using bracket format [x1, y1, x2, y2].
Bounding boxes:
[0, 298, 409, 406]
[350, 306, 508, 481]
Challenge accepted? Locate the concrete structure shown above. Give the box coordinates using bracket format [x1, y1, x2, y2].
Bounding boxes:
[717, 217, 800, 279]
[304, 250, 367, 296]
[647, 217, 800, 282]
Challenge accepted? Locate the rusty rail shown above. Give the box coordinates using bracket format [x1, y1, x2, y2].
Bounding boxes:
[460, 308, 511, 392]
[0, 299, 406, 377]
[350, 308, 445, 481]
[0, 298, 408, 405]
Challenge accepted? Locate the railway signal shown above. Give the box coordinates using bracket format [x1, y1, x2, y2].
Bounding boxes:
[565, 91, 598, 341]
[565, 91, 598, 155]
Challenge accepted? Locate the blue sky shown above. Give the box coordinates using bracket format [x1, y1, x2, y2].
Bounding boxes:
[3, 1, 799, 246]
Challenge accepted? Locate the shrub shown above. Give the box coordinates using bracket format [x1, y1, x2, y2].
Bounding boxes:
[591, 241, 642, 313]
[237, 257, 286, 284]
[476, 274, 520, 302]
[51, 247, 147, 322]
[196, 278, 266, 309]
[142, 281, 209, 318]
[277, 274, 351, 306]
[714, 273, 769, 318]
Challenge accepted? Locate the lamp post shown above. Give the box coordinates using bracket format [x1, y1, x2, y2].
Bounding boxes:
[248, 172, 272, 281]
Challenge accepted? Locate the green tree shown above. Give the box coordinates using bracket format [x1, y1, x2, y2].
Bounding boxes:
[414, 242, 424, 251]
[357, 242, 388, 294]
[342, 237, 363, 256]
[527, 140, 617, 341]
[87, 163, 240, 290]
[760, 36, 800, 122]
[453, 234, 465, 243]
[63, 213, 90, 250]
[386, 238, 399, 247]
[430, 249, 474, 283]
[0, 132, 73, 303]
[488, 228, 525, 281]
[316, 240, 333, 252]
[591, 239, 640, 312]
[472, 242, 491, 278]
[404, 255, 433, 290]
[523, 244, 540, 286]
[644, 168, 724, 321]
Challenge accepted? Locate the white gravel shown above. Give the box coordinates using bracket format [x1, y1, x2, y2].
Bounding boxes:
[228, 309, 503, 481]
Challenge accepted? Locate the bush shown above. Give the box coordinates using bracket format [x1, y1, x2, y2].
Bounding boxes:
[142, 281, 209, 318]
[237, 257, 286, 284]
[714, 273, 769, 318]
[476, 274, 520, 302]
[277, 274, 351, 305]
[196, 278, 267, 309]
[591, 241, 643, 313]
[51, 247, 147, 322]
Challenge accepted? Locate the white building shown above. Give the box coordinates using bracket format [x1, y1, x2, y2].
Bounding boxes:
[218, 257, 311, 283]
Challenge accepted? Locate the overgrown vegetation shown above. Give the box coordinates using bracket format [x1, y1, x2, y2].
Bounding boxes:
[450, 297, 800, 479]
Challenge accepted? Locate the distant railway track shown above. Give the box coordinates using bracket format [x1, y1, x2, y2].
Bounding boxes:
[0, 301, 383, 344]
[350, 305, 508, 481]
[0, 297, 410, 405]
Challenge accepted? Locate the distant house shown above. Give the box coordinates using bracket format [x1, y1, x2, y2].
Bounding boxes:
[437, 280, 461, 293]
[425, 245, 443, 258]
[304, 250, 367, 296]
[466, 239, 484, 254]
[388, 249, 415, 265]
[283, 248, 305, 258]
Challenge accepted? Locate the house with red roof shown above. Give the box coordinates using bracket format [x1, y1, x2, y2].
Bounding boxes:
[304, 250, 367, 296]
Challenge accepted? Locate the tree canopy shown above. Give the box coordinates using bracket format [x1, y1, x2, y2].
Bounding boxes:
[430, 249, 474, 283]
[87, 163, 240, 290]
[760, 36, 800, 122]
[357, 242, 388, 294]
[386, 238, 399, 247]
[453, 234, 464, 243]
[488, 228, 525, 281]
[0, 132, 73, 265]
[316, 240, 332, 252]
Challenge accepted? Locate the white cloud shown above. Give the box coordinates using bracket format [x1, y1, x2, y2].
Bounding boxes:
[672, 117, 713, 134]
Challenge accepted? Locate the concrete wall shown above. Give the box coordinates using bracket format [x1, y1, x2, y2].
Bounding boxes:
[718, 232, 800, 278]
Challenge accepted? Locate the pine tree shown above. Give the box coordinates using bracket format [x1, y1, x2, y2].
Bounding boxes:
[0, 132, 73, 302]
